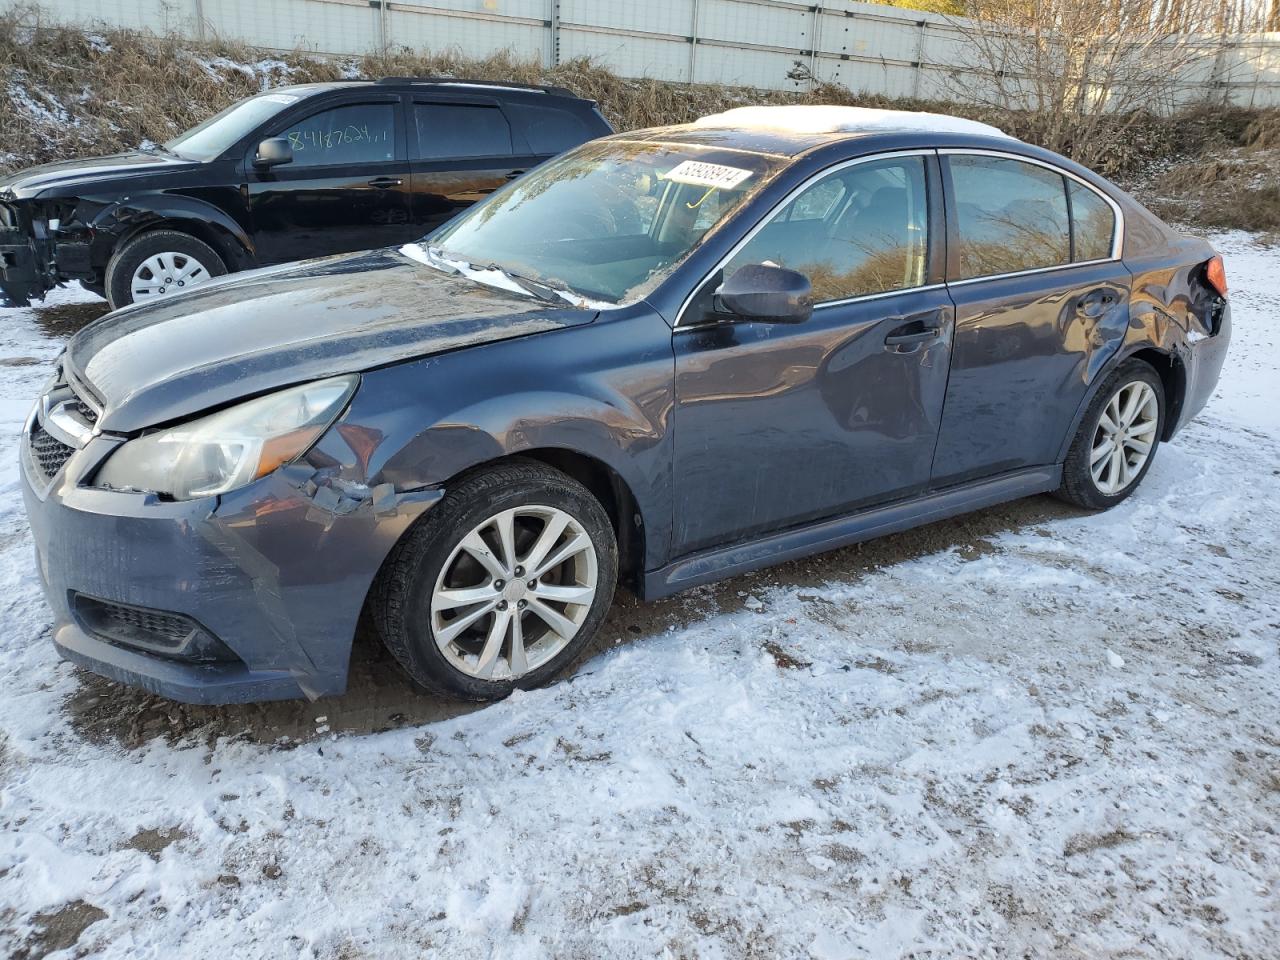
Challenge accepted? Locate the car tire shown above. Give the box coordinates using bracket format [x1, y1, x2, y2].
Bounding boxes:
[105, 229, 227, 309]
[370, 460, 618, 701]
[1056, 358, 1165, 510]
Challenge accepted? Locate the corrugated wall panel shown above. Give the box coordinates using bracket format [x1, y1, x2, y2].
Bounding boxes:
[203, 0, 378, 54]
[20, 0, 1280, 108]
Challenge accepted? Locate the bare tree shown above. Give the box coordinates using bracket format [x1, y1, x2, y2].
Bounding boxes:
[949, 0, 1235, 169]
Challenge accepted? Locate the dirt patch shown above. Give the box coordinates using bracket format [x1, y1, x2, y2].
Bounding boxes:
[11, 900, 107, 960]
[28, 298, 110, 338]
[122, 825, 188, 860]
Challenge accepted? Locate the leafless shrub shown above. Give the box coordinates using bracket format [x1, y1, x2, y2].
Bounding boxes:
[948, 0, 1239, 171]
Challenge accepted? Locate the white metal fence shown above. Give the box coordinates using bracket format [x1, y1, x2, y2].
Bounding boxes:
[16, 0, 1280, 107]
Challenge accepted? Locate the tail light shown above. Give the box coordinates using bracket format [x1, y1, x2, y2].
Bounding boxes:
[1205, 255, 1228, 298]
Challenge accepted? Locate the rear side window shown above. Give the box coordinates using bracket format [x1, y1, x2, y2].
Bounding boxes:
[414, 103, 512, 160]
[725, 156, 930, 303]
[519, 104, 595, 155]
[1069, 181, 1116, 261]
[279, 103, 396, 167]
[949, 156, 1070, 280]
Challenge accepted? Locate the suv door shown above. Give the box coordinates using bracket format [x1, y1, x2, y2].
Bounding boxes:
[407, 98, 533, 237]
[930, 151, 1129, 488]
[246, 94, 413, 265]
[671, 153, 954, 555]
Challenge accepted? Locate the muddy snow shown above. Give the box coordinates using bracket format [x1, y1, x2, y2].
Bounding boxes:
[0, 234, 1276, 958]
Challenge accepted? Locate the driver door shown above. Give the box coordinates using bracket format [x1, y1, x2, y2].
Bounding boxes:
[246, 94, 413, 264]
[670, 152, 955, 555]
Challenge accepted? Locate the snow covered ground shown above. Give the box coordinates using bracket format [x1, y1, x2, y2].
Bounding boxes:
[0, 235, 1277, 959]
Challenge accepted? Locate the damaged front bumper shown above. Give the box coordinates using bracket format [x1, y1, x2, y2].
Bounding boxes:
[19, 396, 440, 703]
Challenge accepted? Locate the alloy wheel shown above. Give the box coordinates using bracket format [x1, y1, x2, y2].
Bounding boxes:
[430, 506, 598, 681]
[130, 251, 212, 300]
[1090, 380, 1159, 496]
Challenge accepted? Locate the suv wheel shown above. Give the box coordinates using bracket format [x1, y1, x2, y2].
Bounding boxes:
[1057, 359, 1165, 510]
[105, 230, 227, 309]
[371, 461, 618, 701]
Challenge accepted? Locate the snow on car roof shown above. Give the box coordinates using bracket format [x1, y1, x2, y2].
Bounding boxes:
[691, 105, 1014, 140]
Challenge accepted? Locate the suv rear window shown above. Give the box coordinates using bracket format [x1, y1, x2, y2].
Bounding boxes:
[519, 104, 595, 155]
[414, 103, 513, 160]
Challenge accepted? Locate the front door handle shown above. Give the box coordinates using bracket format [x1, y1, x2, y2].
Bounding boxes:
[367, 177, 403, 189]
[884, 317, 943, 347]
[505, 169, 527, 181]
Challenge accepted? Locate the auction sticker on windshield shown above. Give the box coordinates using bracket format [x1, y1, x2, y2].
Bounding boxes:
[663, 160, 753, 190]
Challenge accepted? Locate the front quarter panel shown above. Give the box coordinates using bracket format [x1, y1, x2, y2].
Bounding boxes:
[325, 305, 677, 569]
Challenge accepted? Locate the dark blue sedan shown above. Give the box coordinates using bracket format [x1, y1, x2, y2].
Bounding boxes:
[20, 106, 1230, 703]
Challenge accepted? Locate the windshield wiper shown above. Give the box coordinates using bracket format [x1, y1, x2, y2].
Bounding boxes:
[469, 261, 569, 305]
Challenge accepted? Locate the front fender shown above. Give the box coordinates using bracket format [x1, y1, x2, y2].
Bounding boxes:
[91, 194, 254, 267]
[322, 310, 678, 569]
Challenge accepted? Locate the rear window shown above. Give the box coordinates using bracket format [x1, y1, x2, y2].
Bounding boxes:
[950, 155, 1070, 280]
[414, 103, 512, 160]
[519, 104, 596, 155]
[1069, 181, 1116, 261]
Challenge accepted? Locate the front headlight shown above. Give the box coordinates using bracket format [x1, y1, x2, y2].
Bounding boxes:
[95, 375, 358, 500]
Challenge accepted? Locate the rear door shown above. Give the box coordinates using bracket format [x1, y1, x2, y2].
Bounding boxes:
[246, 94, 414, 264]
[406, 98, 535, 238]
[671, 152, 954, 555]
[931, 151, 1129, 488]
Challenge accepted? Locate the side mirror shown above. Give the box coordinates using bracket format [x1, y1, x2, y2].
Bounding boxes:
[254, 137, 293, 168]
[717, 263, 813, 324]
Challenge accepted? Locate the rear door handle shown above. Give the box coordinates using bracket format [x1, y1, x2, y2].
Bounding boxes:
[504, 169, 527, 181]
[367, 177, 403, 189]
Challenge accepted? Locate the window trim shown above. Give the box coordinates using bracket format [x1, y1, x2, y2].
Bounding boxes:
[673, 148, 940, 329]
[938, 148, 1125, 287]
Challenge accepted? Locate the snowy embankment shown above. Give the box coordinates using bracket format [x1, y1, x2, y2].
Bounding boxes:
[0, 235, 1277, 958]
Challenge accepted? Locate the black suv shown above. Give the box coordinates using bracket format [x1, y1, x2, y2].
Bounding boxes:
[0, 77, 611, 308]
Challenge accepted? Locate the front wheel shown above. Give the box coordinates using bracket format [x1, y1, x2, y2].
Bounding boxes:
[1057, 359, 1165, 510]
[370, 461, 618, 701]
[105, 229, 227, 309]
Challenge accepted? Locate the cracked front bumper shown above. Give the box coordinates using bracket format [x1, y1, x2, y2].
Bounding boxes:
[20, 420, 440, 704]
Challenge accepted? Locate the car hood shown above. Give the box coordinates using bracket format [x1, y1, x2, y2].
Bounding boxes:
[0, 150, 198, 199]
[65, 248, 598, 433]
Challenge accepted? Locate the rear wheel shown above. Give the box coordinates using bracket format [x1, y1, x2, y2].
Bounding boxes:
[370, 461, 618, 701]
[105, 229, 226, 309]
[1057, 359, 1165, 510]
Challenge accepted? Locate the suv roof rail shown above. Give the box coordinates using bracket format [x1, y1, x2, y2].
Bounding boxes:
[374, 77, 579, 98]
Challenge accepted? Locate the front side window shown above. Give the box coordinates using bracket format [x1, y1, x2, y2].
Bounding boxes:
[1069, 181, 1116, 261]
[278, 103, 396, 168]
[414, 103, 513, 160]
[724, 156, 929, 303]
[428, 141, 787, 303]
[950, 156, 1070, 280]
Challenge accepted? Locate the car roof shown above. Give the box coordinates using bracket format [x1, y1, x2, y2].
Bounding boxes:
[269, 78, 589, 102]
[613, 105, 1022, 158]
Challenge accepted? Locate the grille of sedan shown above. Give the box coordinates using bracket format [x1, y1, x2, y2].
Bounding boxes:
[28, 422, 75, 482]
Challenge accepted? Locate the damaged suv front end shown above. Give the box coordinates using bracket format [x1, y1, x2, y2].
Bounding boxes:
[0, 188, 90, 306]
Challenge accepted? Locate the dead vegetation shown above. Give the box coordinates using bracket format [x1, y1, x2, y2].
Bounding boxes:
[1, 4, 1276, 232]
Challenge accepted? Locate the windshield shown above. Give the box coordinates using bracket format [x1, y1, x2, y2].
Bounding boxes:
[428, 140, 787, 304]
[165, 91, 304, 161]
